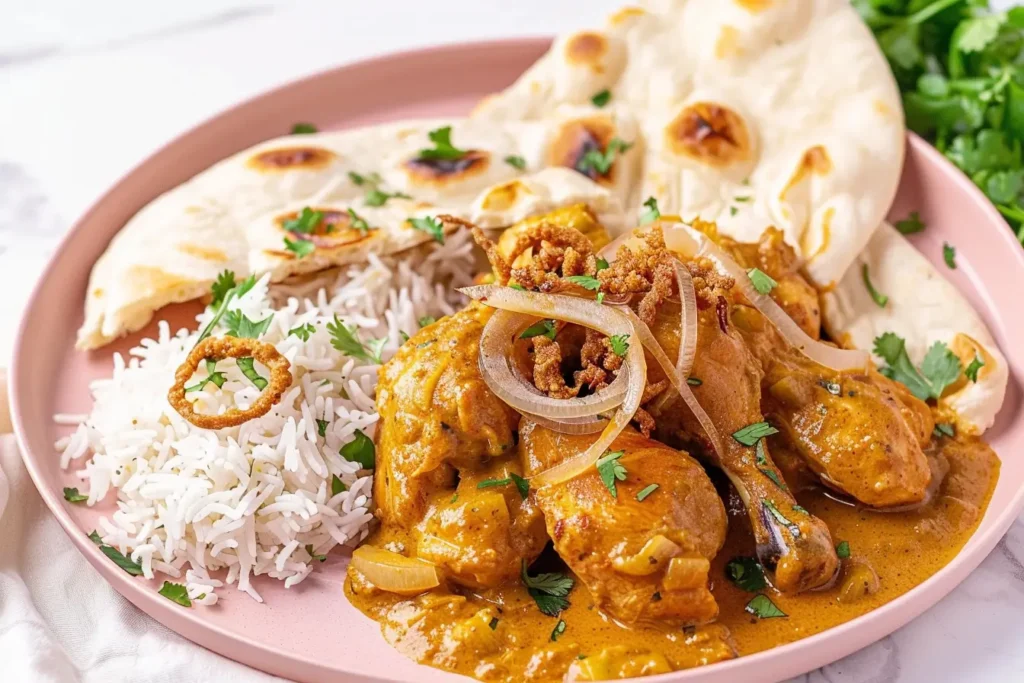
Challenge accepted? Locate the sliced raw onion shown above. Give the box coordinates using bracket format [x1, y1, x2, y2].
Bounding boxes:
[673, 262, 699, 381]
[521, 412, 607, 435]
[462, 285, 647, 485]
[351, 546, 440, 595]
[478, 309, 628, 419]
[663, 223, 870, 372]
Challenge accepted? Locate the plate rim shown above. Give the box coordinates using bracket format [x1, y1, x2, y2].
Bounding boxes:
[10, 37, 1024, 683]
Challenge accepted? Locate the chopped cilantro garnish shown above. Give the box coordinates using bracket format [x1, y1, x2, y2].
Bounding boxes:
[934, 422, 956, 439]
[596, 450, 627, 498]
[63, 487, 88, 503]
[965, 354, 985, 382]
[576, 137, 633, 175]
[591, 89, 611, 107]
[873, 332, 962, 401]
[745, 594, 787, 619]
[417, 126, 468, 161]
[639, 196, 661, 225]
[365, 188, 411, 207]
[565, 274, 601, 291]
[609, 334, 630, 357]
[550, 620, 567, 641]
[943, 242, 958, 269]
[520, 319, 557, 340]
[747, 267, 778, 295]
[158, 582, 192, 607]
[836, 541, 851, 559]
[407, 216, 445, 244]
[327, 315, 385, 363]
[504, 155, 527, 170]
[236, 357, 268, 390]
[732, 421, 779, 446]
[595, 257, 610, 271]
[687, 377, 702, 386]
[185, 358, 227, 393]
[283, 207, 323, 235]
[347, 208, 373, 234]
[317, 419, 329, 438]
[99, 544, 143, 576]
[477, 477, 513, 489]
[636, 483, 659, 502]
[348, 171, 382, 187]
[522, 560, 575, 617]
[291, 122, 317, 135]
[210, 270, 237, 309]
[339, 429, 375, 470]
[331, 474, 347, 496]
[223, 310, 272, 339]
[288, 323, 316, 341]
[895, 211, 925, 235]
[306, 544, 327, 562]
[284, 237, 315, 258]
[510, 473, 530, 500]
[861, 264, 889, 307]
[726, 557, 767, 592]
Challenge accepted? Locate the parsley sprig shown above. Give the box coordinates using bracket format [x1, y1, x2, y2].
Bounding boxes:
[576, 137, 633, 175]
[873, 332, 962, 401]
[596, 450, 627, 498]
[327, 315, 387, 364]
[522, 560, 575, 617]
[417, 126, 468, 161]
[858, 0, 1024, 244]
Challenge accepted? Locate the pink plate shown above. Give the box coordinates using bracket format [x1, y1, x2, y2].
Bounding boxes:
[10, 39, 1024, 683]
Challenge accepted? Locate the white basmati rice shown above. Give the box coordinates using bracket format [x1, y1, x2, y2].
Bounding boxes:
[58, 231, 477, 602]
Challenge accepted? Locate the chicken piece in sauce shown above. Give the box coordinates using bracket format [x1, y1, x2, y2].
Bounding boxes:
[724, 232, 936, 508]
[521, 422, 727, 627]
[373, 303, 547, 588]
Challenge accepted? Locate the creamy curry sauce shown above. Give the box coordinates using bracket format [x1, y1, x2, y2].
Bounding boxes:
[346, 436, 998, 682]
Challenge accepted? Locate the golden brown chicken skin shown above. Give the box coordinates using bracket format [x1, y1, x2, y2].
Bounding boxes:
[650, 299, 840, 594]
[719, 226, 935, 508]
[374, 303, 519, 523]
[373, 304, 547, 587]
[521, 422, 727, 627]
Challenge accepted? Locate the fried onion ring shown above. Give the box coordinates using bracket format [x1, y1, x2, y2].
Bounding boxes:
[168, 336, 292, 429]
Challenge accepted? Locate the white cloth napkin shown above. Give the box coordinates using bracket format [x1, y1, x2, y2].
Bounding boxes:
[0, 435, 284, 683]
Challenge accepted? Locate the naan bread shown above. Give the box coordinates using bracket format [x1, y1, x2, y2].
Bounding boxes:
[473, 0, 903, 288]
[823, 224, 1008, 434]
[78, 116, 634, 349]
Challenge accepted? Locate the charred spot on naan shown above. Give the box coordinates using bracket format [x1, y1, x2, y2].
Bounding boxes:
[781, 145, 833, 199]
[735, 0, 773, 12]
[608, 6, 646, 25]
[480, 180, 533, 212]
[664, 102, 752, 168]
[564, 31, 608, 72]
[177, 244, 229, 263]
[549, 116, 618, 184]
[247, 147, 336, 172]
[272, 208, 374, 251]
[402, 150, 491, 187]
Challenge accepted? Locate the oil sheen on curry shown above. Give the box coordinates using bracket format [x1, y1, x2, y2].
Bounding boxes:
[344, 205, 1000, 682]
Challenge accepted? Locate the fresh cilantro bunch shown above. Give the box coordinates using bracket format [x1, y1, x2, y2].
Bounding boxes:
[855, 0, 1024, 243]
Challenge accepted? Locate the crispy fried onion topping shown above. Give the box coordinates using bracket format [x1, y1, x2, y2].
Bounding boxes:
[168, 336, 292, 429]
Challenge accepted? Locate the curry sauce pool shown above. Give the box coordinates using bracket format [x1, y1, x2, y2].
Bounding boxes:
[346, 436, 998, 681]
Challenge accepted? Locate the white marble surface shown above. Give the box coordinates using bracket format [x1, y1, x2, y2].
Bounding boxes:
[1, 1, 1022, 681]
